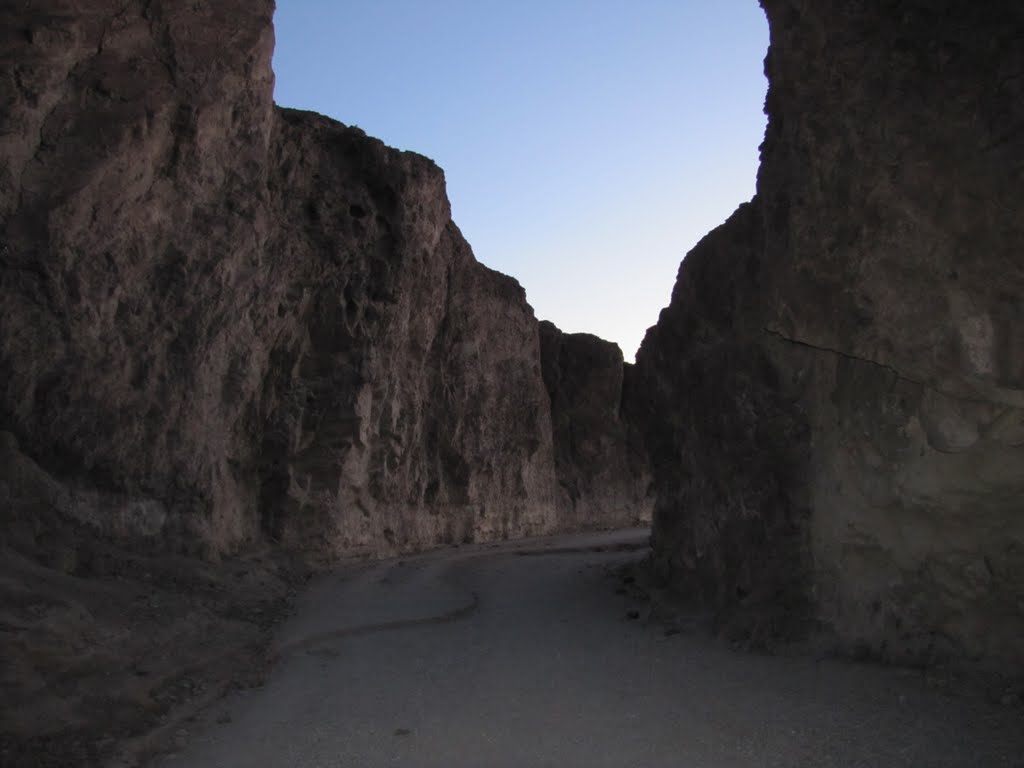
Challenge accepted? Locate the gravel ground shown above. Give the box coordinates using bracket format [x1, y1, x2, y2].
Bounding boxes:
[156, 529, 1024, 768]
[0, 541, 302, 768]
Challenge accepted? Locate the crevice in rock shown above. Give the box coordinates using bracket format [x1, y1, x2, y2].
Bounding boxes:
[763, 325, 1024, 409]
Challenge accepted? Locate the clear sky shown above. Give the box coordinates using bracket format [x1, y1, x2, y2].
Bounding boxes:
[271, 1, 769, 361]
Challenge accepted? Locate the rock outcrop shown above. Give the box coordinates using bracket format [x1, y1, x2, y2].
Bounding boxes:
[630, 0, 1024, 670]
[0, 0, 653, 568]
[5, 6, 1020, 757]
[538, 321, 652, 530]
[2, 0, 282, 558]
[1, 4, 652, 758]
[627, 204, 814, 644]
[258, 112, 560, 557]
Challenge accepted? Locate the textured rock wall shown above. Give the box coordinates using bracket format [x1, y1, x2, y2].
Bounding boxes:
[0, 0, 580, 564]
[627, 204, 815, 644]
[761, 0, 1024, 668]
[256, 111, 560, 558]
[1, 0, 280, 556]
[631, 0, 1024, 669]
[538, 321, 652, 530]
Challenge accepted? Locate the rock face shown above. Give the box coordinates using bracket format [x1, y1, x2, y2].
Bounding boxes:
[258, 113, 560, 557]
[630, 0, 1024, 669]
[5, 0, 1020, 681]
[627, 204, 815, 644]
[1, 0, 283, 558]
[538, 321, 652, 530]
[1, 0, 653, 567]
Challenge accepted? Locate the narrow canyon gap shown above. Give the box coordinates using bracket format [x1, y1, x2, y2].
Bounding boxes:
[0, 0, 1022, 764]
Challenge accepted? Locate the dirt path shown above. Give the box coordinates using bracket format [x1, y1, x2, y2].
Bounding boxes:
[156, 529, 1023, 768]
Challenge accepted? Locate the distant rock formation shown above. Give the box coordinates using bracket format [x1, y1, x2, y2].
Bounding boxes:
[629, 0, 1024, 670]
[538, 321, 652, 530]
[0, 0, 644, 568]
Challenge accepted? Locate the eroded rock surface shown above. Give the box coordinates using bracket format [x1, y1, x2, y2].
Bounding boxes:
[538, 321, 652, 530]
[0, 3, 640, 759]
[627, 204, 814, 644]
[0, 0, 581, 567]
[2, 0, 280, 558]
[257, 112, 560, 558]
[630, 0, 1024, 669]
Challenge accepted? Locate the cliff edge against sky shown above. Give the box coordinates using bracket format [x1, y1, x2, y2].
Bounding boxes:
[1, 0, 1021, 763]
[630, 0, 1024, 669]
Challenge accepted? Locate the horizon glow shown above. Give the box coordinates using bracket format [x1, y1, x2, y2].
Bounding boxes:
[271, 1, 769, 361]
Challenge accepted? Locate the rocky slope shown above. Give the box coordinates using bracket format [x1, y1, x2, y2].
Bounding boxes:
[630, 0, 1024, 670]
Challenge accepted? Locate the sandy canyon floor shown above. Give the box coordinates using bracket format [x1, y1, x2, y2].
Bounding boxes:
[150, 529, 1023, 768]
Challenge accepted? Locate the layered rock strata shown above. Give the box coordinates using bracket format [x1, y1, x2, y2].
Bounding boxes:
[630, 0, 1024, 669]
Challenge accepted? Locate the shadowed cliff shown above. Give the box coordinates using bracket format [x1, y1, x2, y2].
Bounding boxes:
[2, 0, 1022, 763]
[0, 2, 647, 762]
[628, 0, 1024, 671]
[0, 1, 648, 567]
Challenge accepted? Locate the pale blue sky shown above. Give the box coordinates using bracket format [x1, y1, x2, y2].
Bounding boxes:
[272, 1, 769, 360]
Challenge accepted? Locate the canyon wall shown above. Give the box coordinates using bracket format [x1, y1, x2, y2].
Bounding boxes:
[627, 204, 815, 644]
[538, 321, 653, 530]
[0, 0, 645, 569]
[630, 0, 1024, 669]
[3, 0, 1020, 678]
